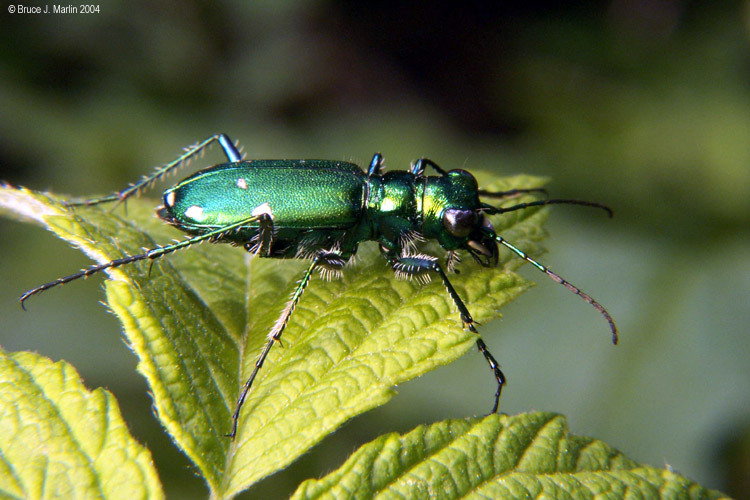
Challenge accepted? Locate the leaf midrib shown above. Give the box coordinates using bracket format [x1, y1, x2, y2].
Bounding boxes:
[218, 250, 257, 497]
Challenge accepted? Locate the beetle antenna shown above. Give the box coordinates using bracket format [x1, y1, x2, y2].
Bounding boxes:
[478, 187, 548, 199]
[485, 229, 618, 344]
[481, 198, 613, 218]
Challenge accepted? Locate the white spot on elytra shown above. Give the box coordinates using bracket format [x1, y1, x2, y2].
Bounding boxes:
[252, 202, 274, 219]
[185, 205, 204, 221]
[236, 178, 247, 189]
[165, 191, 175, 207]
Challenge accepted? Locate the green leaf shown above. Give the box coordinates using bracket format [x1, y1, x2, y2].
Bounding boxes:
[0, 175, 546, 498]
[291, 412, 730, 500]
[0, 349, 163, 500]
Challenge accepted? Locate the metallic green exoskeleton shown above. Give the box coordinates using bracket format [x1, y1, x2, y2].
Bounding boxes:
[20, 134, 618, 439]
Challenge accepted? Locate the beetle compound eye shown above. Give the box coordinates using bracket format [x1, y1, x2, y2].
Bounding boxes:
[442, 208, 477, 237]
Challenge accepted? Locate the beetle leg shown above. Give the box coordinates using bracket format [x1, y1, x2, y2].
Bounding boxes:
[411, 158, 448, 177]
[445, 250, 461, 274]
[249, 213, 274, 257]
[20, 213, 264, 309]
[216, 133, 242, 162]
[228, 250, 346, 439]
[64, 133, 243, 208]
[367, 153, 385, 176]
[386, 253, 506, 414]
[244, 203, 275, 257]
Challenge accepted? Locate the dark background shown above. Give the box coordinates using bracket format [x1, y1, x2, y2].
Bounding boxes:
[1, 2, 748, 498]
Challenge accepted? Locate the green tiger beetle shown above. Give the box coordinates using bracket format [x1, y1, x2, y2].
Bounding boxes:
[20, 134, 617, 439]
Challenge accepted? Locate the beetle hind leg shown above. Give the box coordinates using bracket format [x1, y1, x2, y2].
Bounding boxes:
[228, 250, 346, 439]
[64, 133, 245, 208]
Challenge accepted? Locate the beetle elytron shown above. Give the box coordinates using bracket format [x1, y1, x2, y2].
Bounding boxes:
[21, 134, 617, 438]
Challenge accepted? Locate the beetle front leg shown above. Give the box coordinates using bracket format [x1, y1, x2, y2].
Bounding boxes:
[387, 253, 507, 414]
[228, 250, 346, 439]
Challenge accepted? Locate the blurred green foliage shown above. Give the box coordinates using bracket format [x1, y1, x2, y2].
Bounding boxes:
[1, 2, 747, 499]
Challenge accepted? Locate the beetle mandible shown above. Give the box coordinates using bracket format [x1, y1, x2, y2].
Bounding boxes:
[20, 133, 617, 439]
